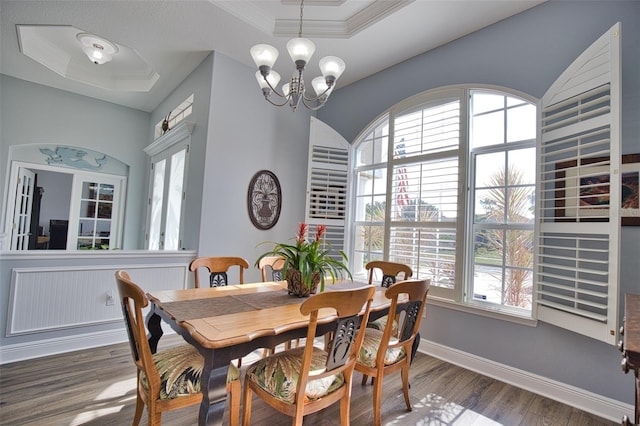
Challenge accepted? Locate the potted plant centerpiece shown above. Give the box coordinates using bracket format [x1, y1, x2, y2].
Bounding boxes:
[256, 223, 352, 297]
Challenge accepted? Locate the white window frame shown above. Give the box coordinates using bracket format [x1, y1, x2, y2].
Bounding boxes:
[4, 161, 126, 250]
[349, 114, 390, 280]
[68, 171, 126, 250]
[465, 89, 537, 317]
[349, 86, 537, 322]
[387, 89, 467, 302]
[144, 121, 193, 250]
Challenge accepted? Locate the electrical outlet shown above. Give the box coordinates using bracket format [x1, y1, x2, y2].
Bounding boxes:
[106, 290, 115, 306]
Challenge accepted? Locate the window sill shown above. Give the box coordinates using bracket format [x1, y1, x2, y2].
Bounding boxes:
[426, 296, 538, 327]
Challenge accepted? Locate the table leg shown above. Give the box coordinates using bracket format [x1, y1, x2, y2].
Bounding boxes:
[199, 352, 231, 426]
[145, 310, 163, 354]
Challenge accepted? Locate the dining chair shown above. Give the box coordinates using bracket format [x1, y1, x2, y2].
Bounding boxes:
[365, 260, 413, 333]
[242, 285, 376, 426]
[355, 279, 430, 426]
[366, 260, 413, 289]
[189, 256, 250, 288]
[115, 270, 241, 426]
[258, 255, 293, 356]
[258, 255, 286, 282]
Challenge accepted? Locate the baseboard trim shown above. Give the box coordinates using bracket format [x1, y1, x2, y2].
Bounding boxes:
[417, 339, 632, 422]
[0, 329, 128, 364]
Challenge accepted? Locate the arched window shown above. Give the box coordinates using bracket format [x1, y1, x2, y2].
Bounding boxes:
[347, 24, 621, 344]
[350, 85, 536, 316]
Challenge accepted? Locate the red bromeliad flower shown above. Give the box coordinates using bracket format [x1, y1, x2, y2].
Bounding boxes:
[296, 223, 308, 245]
[256, 221, 351, 293]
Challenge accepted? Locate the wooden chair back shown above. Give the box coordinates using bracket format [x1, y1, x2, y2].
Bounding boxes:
[299, 286, 376, 377]
[383, 279, 430, 344]
[355, 278, 430, 426]
[243, 285, 376, 424]
[365, 260, 413, 288]
[115, 270, 157, 384]
[116, 270, 213, 425]
[258, 255, 286, 282]
[189, 256, 250, 288]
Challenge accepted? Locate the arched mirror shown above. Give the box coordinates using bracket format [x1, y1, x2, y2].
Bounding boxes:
[2, 145, 128, 251]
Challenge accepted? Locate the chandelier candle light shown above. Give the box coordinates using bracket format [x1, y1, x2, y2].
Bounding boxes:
[250, 0, 345, 111]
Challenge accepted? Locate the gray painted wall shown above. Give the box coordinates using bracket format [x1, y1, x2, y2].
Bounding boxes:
[318, 0, 640, 405]
[145, 51, 314, 283]
[0, 75, 150, 249]
[147, 53, 215, 251]
[198, 51, 314, 284]
[0, 49, 315, 351]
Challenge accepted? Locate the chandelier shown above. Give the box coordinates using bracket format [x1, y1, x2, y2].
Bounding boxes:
[249, 0, 345, 111]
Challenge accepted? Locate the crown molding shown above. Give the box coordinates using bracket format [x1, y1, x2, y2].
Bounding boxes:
[213, 0, 412, 39]
[276, 0, 412, 38]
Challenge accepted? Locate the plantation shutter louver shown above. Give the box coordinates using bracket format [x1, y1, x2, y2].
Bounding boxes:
[388, 92, 464, 300]
[305, 117, 350, 255]
[536, 23, 621, 344]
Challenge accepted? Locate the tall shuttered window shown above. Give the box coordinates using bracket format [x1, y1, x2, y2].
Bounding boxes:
[388, 95, 464, 301]
[350, 88, 533, 306]
[344, 24, 621, 343]
[350, 88, 467, 301]
[305, 117, 350, 258]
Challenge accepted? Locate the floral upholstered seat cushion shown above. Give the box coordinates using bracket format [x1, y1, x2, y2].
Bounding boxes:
[140, 344, 239, 400]
[367, 315, 398, 336]
[246, 347, 345, 404]
[358, 328, 406, 368]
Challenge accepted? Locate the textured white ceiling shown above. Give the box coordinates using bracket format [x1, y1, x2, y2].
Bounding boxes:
[0, 0, 545, 112]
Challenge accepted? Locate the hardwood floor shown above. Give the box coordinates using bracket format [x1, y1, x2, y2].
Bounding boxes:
[0, 335, 615, 425]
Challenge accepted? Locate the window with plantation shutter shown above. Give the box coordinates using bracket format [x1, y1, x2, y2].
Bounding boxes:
[341, 23, 621, 329]
[388, 95, 464, 299]
[536, 23, 621, 344]
[305, 117, 350, 256]
[350, 115, 389, 278]
[350, 86, 537, 310]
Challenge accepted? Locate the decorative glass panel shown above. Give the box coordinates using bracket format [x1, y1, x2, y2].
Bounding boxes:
[164, 149, 185, 250]
[148, 159, 166, 250]
[76, 181, 114, 249]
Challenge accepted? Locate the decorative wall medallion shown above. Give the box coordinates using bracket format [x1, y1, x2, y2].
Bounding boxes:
[247, 170, 282, 230]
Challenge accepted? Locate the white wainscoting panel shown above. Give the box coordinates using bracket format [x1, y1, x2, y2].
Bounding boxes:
[7, 264, 188, 336]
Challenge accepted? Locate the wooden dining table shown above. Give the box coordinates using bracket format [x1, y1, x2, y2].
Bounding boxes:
[146, 280, 393, 426]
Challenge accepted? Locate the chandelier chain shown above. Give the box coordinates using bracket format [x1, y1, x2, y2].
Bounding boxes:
[298, 0, 304, 38]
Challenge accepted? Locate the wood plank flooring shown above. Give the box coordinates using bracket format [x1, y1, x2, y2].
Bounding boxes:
[0, 335, 615, 425]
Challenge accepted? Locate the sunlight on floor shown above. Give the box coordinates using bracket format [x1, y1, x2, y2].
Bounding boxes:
[387, 393, 503, 426]
[70, 377, 137, 425]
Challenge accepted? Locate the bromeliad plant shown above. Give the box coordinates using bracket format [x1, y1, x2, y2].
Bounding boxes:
[256, 223, 352, 293]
